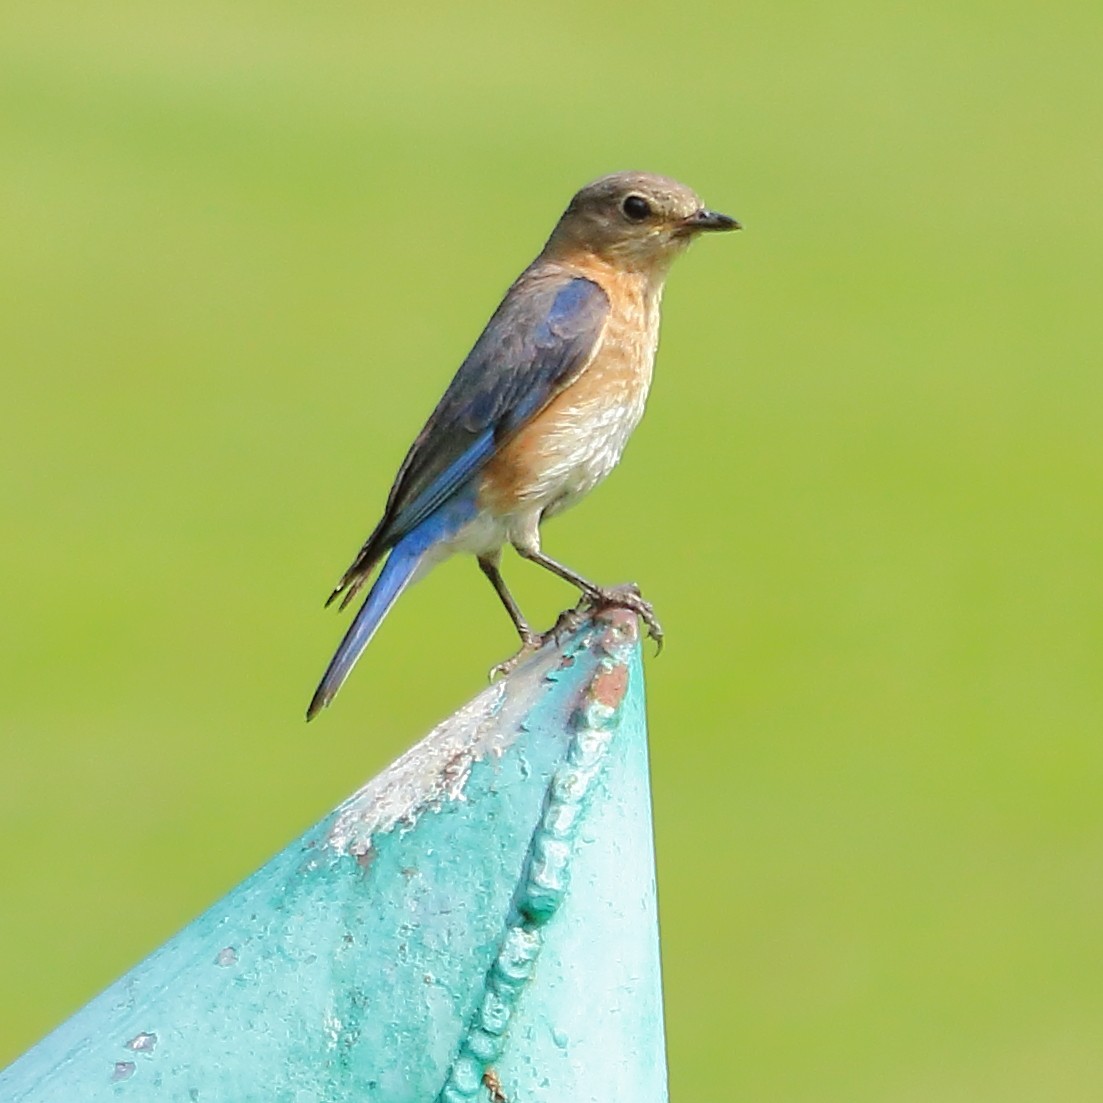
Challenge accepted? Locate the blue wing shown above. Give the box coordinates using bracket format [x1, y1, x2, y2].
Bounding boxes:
[328, 272, 609, 607]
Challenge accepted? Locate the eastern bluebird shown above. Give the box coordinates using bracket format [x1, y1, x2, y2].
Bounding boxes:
[307, 171, 738, 719]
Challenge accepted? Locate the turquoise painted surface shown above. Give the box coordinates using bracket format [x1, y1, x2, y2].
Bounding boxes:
[0, 612, 666, 1102]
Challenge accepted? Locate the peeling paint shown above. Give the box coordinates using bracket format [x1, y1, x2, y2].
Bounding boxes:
[125, 1032, 157, 1054]
[326, 616, 624, 858]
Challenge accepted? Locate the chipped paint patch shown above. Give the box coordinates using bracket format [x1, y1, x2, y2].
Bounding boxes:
[125, 1032, 157, 1054]
[111, 1062, 135, 1083]
[326, 618, 605, 858]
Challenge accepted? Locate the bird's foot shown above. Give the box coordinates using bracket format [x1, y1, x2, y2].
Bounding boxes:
[489, 635, 539, 681]
[488, 600, 593, 680]
[584, 583, 664, 652]
[489, 588, 661, 679]
[543, 597, 594, 644]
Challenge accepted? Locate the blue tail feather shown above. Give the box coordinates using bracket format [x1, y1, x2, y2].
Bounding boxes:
[307, 495, 476, 720]
[306, 540, 421, 720]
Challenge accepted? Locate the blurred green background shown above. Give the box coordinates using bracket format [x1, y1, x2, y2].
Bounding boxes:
[2, 0, 1101, 1096]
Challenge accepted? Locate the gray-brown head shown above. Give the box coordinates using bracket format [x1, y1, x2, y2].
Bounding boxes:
[543, 171, 739, 273]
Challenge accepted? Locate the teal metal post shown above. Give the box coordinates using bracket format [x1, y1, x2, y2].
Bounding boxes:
[1, 609, 667, 1101]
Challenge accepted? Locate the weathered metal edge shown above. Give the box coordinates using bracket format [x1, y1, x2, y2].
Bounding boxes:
[435, 610, 640, 1102]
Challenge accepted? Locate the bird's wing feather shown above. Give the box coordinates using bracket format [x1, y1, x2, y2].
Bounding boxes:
[329, 273, 609, 603]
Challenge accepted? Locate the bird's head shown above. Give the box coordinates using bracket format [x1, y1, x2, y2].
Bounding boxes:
[544, 171, 739, 274]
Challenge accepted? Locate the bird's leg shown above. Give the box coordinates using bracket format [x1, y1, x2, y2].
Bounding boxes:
[478, 555, 537, 645]
[480, 555, 553, 680]
[481, 555, 605, 678]
[514, 546, 664, 650]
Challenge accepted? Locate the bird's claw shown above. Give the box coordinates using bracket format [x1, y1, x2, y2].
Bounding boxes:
[584, 584, 664, 652]
[489, 638, 540, 681]
[545, 598, 593, 642]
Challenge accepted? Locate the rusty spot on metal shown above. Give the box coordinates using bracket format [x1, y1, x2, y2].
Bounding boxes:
[589, 663, 629, 711]
[483, 1067, 508, 1102]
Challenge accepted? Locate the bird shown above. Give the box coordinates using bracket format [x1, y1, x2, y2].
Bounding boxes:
[307, 171, 738, 719]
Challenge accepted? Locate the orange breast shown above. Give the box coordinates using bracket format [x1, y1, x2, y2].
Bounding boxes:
[479, 269, 660, 517]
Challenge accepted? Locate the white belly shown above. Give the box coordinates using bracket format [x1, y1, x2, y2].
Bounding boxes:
[525, 388, 648, 519]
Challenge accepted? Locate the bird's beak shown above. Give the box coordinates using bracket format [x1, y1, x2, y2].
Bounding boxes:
[681, 208, 741, 233]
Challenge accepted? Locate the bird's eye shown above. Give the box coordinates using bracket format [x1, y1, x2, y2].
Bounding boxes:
[622, 195, 652, 222]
